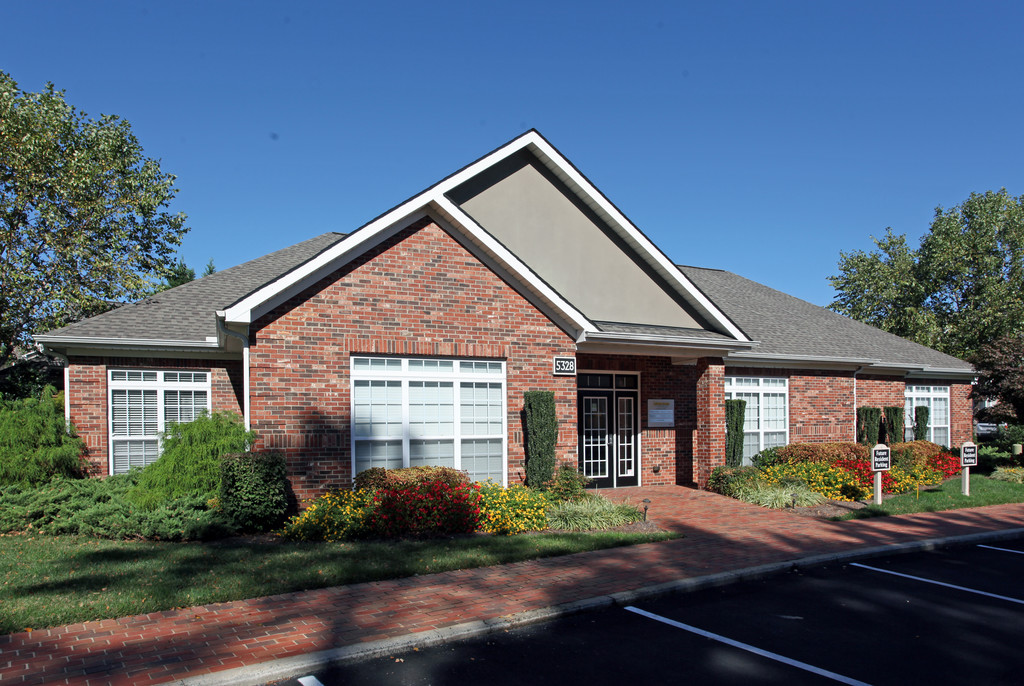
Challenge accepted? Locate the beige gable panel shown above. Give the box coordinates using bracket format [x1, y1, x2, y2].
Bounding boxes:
[454, 154, 705, 330]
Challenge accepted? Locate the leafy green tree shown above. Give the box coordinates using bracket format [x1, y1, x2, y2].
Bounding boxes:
[830, 190, 1024, 361]
[0, 71, 188, 368]
[164, 258, 196, 289]
[972, 334, 1024, 422]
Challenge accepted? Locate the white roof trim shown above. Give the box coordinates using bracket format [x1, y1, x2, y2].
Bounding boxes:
[35, 334, 220, 349]
[221, 130, 747, 344]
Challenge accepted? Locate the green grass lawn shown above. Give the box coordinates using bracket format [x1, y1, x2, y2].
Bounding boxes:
[0, 529, 676, 635]
[840, 474, 1024, 519]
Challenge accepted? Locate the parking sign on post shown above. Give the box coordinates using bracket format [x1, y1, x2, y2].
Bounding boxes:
[961, 441, 977, 496]
[871, 444, 890, 505]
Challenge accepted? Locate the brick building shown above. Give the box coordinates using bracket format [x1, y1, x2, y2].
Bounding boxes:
[36, 131, 975, 499]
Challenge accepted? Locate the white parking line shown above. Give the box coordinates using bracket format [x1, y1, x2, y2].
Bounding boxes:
[978, 544, 1024, 555]
[625, 606, 872, 686]
[851, 563, 1024, 605]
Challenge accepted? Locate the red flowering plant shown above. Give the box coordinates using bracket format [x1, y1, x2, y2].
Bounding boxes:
[834, 458, 901, 495]
[363, 479, 482, 538]
[928, 453, 962, 479]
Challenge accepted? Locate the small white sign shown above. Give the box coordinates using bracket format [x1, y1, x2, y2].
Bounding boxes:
[961, 441, 978, 467]
[552, 356, 576, 376]
[648, 399, 674, 427]
[872, 444, 891, 472]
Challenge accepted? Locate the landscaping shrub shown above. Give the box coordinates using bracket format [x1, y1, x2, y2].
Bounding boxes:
[541, 463, 591, 504]
[353, 466, 470, 491]
[762, 461, 866, 501]
[219, 451, 289, 531]
[0, 385, 86, 486]
[0, 475, 232, 541]
[126, 412, 254, 511]
[362, 480, 481, 538]
[913, 406, 930, 441]
[993, 425, 1024, 453]
[524, 391, 558, 487]
[725, 398, 746, 467]
[857, 407, 882, 445]
[545, 496, 642, 531]
[888, 440, 944, 462]
[281, 489, 374, 542]
[751, 446, 783, 468]
[883, 406, 905, 445]
[774, 442, 868, 464]
[477, 483, 548, 535]
[708, 465, 762, 498]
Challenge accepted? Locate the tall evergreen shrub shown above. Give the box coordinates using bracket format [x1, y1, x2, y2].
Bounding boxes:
[883, 406, 905, 445]
[524, 391, 557, 487]
[856, 407, 882, 445]
[913, 406, 930, 441]
[0, 386, 84, 485]
[220, 451, 288, 531]
[127, 412, 255, 510]
[725, 399, 746, 467]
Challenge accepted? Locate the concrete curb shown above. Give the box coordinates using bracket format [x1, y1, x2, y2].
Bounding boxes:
[177, 526, 1024, 686]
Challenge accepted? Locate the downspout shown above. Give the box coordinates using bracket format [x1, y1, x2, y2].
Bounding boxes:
[853, 366, 863, 442]
[217, 319, 251, 432]
[41, 347, 72, 432]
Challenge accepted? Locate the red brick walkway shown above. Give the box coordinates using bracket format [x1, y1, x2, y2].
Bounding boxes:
[4, 487, 1024, 685]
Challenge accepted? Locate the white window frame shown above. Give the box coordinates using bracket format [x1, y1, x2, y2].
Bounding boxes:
[350, 356, 508, 485]
[107, 369, 212, 474]
[905, 385, 950, 446]
[724, 376, 789, 464]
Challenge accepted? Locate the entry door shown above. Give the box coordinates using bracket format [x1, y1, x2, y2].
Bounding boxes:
[577, 389, 639, 488]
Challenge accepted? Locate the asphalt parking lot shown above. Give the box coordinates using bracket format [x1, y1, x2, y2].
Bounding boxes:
[275, 537, 1024, 686]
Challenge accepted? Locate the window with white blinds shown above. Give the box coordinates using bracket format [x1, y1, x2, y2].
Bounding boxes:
[351, 357, 506, 484]
[108, 370, 211, 474]
[724, 376, 789, 464]
[905, 385, 950, 447]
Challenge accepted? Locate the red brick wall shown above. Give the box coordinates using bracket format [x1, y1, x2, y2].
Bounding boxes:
[951, 382, 972, 447]
[249, 218, 578, 501]
[66, 356, 243, 476]
[856, 375, 905, 411]
[575, 354, 699, 487]
[694, 358, 725, 488]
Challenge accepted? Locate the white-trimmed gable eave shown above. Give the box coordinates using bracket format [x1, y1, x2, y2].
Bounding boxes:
[221, 130, 748, 346]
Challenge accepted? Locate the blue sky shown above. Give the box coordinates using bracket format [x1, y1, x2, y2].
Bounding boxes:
[5, 1, 1023, 307]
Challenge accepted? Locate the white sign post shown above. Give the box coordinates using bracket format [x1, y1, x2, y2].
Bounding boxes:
[961, 441, 978, 497]
[871, 444, 891, 506]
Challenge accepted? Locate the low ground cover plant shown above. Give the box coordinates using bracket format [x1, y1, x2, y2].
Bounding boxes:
[711, 440, 974, 507]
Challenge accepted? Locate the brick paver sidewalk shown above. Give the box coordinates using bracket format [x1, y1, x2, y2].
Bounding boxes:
[4, 487, 1024, 685]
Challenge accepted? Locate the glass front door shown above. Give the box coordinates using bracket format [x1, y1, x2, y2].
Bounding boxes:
[576, 373, 639, 488]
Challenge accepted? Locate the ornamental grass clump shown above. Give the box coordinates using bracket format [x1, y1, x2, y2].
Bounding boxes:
[989, 467, 1024, 484]
[545, 496, 642, 531]
[736, 481, 826, 509]
[477, 482, 548, 535]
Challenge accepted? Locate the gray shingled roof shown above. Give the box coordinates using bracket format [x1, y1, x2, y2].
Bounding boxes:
[39, 232, 347, 344]
[36, 226, 973, 375]
[593, 320, 736, 343]
[677, 265, 973, 372]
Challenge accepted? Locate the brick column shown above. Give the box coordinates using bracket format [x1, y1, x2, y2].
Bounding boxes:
[694, 357, 725, 488]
